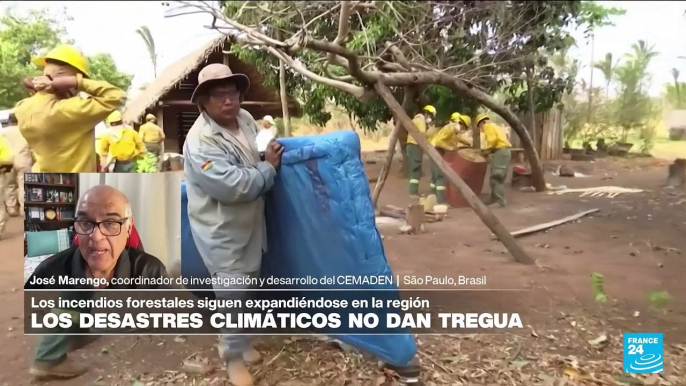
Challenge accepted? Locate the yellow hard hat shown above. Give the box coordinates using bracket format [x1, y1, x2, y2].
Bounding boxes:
[475, 113, 490, 125]
[32, 45, 90, 78]
[450, 112, 461, 122]
[459, 115, 472, 127]
[422, 105, 437, 116]
[106, 111, 122, 124]
[145, 114, 156, 122]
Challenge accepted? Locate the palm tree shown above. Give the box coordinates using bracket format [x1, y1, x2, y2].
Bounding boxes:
[623, 40, 658, 93]
[593, 53, 618, 99]
[672, 68, 681, 108]
[136, 26, 158, 78]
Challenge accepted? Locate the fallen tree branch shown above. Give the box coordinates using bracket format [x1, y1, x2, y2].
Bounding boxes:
[375, 82, 533, 265]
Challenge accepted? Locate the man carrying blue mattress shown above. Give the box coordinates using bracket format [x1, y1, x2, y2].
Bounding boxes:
[182, 63, 284, 386]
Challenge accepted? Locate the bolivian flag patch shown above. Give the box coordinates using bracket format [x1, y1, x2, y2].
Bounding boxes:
[201, 160, 213, 172]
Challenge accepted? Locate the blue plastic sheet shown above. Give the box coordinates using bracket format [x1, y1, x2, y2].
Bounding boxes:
[181, 130, 417, 366]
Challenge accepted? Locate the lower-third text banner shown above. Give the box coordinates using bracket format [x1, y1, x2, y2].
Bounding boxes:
[25, 289, 526, 335]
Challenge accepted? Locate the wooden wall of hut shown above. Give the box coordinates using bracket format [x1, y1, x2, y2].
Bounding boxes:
[511, 108, 564, 160]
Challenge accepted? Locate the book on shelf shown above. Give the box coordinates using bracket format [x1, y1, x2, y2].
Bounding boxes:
[24, 173, 74, 186]
[25, 187, 75, 204]
[24, 207, 75, 222]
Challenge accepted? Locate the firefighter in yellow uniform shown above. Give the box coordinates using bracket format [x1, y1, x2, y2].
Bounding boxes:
[429, 113, 474, 203]
[455, 115, 473, 149]
[475, 113, 512, 207]
[138, 114, 165, 159]
[14, 44, 126, 173]
[98, 111, 146, 173]
[0, 134, 14, 240]
[1, 113, 33, 216]
[406, 105, 437, 197]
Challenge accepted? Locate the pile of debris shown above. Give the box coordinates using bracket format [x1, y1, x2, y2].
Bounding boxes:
[376, 194, 447, 235]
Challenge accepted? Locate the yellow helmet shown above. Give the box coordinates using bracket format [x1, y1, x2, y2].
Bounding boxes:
[459, 115, 472, 127]
[145, 114, 156, 122]
[32, 45, 90, 78]
[422, 105, 437, 116]
[475, 113, 490, 125]
[450, 112, 461, 122]
[106, 111, 122, 124]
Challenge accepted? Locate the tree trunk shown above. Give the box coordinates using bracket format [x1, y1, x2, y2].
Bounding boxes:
[279, 59, 291, 137]
[277, 30, 291, 137]
[525, 66, 537, 151]
[375, 82, 534, 265]
[443, 79, 546, 192]
[587, 32, 595, 124]
[472, 125, 481, 149]
[372, 87, 416, 207]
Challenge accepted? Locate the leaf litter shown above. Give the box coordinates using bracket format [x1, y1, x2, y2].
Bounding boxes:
[99, 313, 683, 386]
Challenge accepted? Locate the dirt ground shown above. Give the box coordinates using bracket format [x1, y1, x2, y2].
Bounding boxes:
[2, 153, 686, 385]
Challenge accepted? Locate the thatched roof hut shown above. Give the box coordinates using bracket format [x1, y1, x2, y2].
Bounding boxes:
[123, 36, 301, 153]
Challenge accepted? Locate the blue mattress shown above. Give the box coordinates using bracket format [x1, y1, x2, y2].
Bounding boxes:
[181, 130, 417, 366]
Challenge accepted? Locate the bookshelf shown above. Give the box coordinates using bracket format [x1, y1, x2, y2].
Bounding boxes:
[24, 173, 79, 232]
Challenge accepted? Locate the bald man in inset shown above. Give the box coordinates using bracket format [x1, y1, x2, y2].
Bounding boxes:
[25, 185, 171, 380]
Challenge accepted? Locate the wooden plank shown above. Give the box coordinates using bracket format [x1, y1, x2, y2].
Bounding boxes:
[491, 209, 600, 239]
[379, 209, 405, 219]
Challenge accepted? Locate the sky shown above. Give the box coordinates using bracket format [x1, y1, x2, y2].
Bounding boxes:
[1, 1, 684, 98]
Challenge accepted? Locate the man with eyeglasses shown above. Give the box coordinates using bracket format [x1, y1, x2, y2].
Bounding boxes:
[183, 63, 284, 386]
[24, 184, 170, 379]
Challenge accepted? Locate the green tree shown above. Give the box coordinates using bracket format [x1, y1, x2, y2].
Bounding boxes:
[593, 53, 618, 99]
[199, 0, 619, 190]
[166, 0, 626, 196]
[663, 76, 686, 110]
[217, 1, 589, 129]
[0, 9, 64, 108]
[671, 68, 681, 104]
[577, 2, 625, 123]
[615, 40, 659, 143]
[87, 53, 133, 92]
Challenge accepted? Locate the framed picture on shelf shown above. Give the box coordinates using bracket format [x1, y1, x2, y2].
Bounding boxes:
[29, 188, 43, 202]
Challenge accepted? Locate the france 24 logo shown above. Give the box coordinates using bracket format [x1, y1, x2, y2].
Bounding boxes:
[623, 333, 663, 373]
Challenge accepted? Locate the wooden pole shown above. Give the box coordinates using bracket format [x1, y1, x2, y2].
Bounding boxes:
[372, 87, 416, 207]
[374, 82, 534, 265]
[277, 30, 291, 137]
[156, 108, 165, 172]
[526, 66, 537, 153]
[372, 123, 400, 207]
[279, 59, 291, 137]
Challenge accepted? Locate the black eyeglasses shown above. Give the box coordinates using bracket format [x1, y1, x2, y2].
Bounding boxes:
[74, 218, 129, 236]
